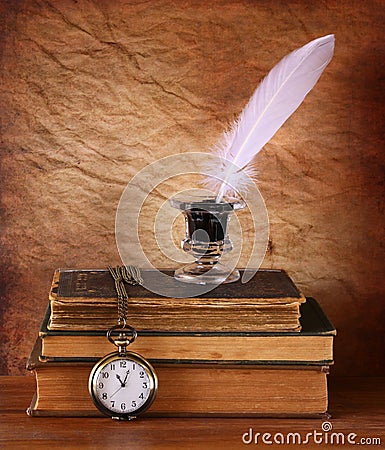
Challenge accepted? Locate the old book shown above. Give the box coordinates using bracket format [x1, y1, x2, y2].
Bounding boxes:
[40, 297, 335, 364]
[27, 340, 329, 418]
[48, 268, 305, 332]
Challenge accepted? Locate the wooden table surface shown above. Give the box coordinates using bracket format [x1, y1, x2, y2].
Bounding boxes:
[0, 376, 384, 449]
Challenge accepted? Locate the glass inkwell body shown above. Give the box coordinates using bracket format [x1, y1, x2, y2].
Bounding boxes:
[170, 194, 245, 284]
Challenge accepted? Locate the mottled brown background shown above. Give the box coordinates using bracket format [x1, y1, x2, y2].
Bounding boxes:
[1, 0, 384, 376]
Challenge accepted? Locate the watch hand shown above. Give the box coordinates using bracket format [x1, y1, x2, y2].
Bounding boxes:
[110, 386, 123, 398]
[123, 370, 130, 385]
[116, 374, 125, 387]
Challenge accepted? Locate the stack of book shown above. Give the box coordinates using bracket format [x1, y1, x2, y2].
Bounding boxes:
[27, 269, 335, 417]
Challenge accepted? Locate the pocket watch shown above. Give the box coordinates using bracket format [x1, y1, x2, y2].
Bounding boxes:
[88, 266, 158, 420]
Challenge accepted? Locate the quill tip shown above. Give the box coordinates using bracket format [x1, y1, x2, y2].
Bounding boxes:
[306, 34, 335, 56]
[314, 34, 335, 45]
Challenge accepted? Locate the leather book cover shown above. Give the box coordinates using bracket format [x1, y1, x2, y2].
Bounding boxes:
[49, 268, 306, 303]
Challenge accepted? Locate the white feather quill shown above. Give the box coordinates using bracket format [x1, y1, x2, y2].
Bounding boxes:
[203, 34, 335, 201]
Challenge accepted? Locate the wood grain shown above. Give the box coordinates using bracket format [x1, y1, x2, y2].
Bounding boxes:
[0, 376, 384, 449]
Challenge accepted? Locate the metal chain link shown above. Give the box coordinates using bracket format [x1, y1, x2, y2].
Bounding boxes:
[107, 266, 142, 323]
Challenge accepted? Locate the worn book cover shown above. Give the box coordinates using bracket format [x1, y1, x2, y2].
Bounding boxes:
[48, 268, 306, 331]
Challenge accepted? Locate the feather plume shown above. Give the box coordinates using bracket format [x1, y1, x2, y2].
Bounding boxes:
[202, 34, 335, 201]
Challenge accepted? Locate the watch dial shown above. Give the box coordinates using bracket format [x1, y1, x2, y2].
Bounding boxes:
[95, 358, 152, 414]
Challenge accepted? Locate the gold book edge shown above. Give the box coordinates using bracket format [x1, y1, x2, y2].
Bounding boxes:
[27, 397, 331, 420]
[28, 336, 333, 371]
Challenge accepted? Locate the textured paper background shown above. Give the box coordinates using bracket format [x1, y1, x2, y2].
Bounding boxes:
[1, 0, 384, 375]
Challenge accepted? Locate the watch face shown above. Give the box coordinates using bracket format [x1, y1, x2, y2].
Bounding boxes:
[89, 352, 157, 419]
